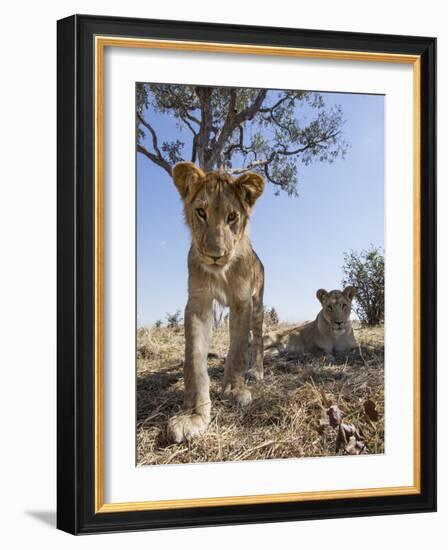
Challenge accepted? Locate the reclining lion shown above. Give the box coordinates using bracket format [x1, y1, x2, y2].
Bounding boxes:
[264, 287, 357, 356]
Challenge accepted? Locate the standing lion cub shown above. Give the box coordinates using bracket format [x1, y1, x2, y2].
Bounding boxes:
[167, 162, 265, 443]
[264, 287, 358, 356]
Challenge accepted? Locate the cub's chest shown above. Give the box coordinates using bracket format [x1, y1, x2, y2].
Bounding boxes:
[209, 275, 253, 306]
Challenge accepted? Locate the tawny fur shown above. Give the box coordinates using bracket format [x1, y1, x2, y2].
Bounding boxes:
[264, 287, 358, 356]
[167, 162, 265, 443]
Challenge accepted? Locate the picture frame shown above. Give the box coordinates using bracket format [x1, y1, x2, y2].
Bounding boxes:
[57, 14, 436, 534]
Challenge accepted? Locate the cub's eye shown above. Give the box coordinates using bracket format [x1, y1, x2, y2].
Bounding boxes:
[196, 208, 206, 219]
[327, 305, 333, 311]
[342, 303, 347, 310]
[227, 211, 237, 223]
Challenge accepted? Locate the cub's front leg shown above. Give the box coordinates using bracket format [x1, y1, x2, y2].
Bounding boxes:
[167, 297, 213, 443]
[222, 299, 253, 406]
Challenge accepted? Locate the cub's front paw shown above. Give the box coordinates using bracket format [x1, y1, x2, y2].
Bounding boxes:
[166, 413, 209, 443]
[222, 384, 252, 407]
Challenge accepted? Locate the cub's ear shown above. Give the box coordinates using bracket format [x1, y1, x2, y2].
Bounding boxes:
[316, 289, 329, 304]
[343, 286, 356, 301]
[172, 162, 205, 200]
[234, 172, 265, 208]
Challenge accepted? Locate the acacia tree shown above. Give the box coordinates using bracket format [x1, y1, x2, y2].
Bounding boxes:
[264, 306, 280, 327]
[166, 310, 183, 330]
[268, 307, 280, 326]
[136, 84, 348, 195]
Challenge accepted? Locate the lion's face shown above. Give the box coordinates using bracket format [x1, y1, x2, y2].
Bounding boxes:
[172, 162, 264, 271]
[316, 287, 356, 333]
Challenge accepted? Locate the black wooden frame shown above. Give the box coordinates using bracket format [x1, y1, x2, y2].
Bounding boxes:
[57, 14, 436, 534]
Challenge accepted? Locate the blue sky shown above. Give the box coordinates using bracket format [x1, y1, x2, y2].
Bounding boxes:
[137, 89, 384, 326]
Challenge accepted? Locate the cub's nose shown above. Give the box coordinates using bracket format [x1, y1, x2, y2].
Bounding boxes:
[335, 321, 343, 327]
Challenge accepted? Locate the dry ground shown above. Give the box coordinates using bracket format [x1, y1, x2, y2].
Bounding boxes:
[136, 322, 384, 465]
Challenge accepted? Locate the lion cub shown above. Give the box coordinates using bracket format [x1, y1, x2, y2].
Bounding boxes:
[264, 287, 357, 356]
[167, 162, 265, 443]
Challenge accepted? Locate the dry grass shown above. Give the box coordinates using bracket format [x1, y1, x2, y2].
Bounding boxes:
[136, 322, 384, 466]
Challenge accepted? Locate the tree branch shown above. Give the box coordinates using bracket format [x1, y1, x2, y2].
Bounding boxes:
[206, 88, 237, 168]
[156, 98, 201, 126]
[276, 131, 341, 157]
[208, 89, 267, 169]
[137, 113, 166, 160]
[262, 162, 287, 188]
[179, 116, 198, 136]
[195, 86, 213, 169]
[191, 134, 198, 163]
[223, 125, 246, 157]
[137, 143, 172, 175]
[228, 157, 273, 174]
[258, 93, 293, 114]
[234, 90, 268, 125]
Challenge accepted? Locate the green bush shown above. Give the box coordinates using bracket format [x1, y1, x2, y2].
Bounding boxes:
[342, 246, 384, 326]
